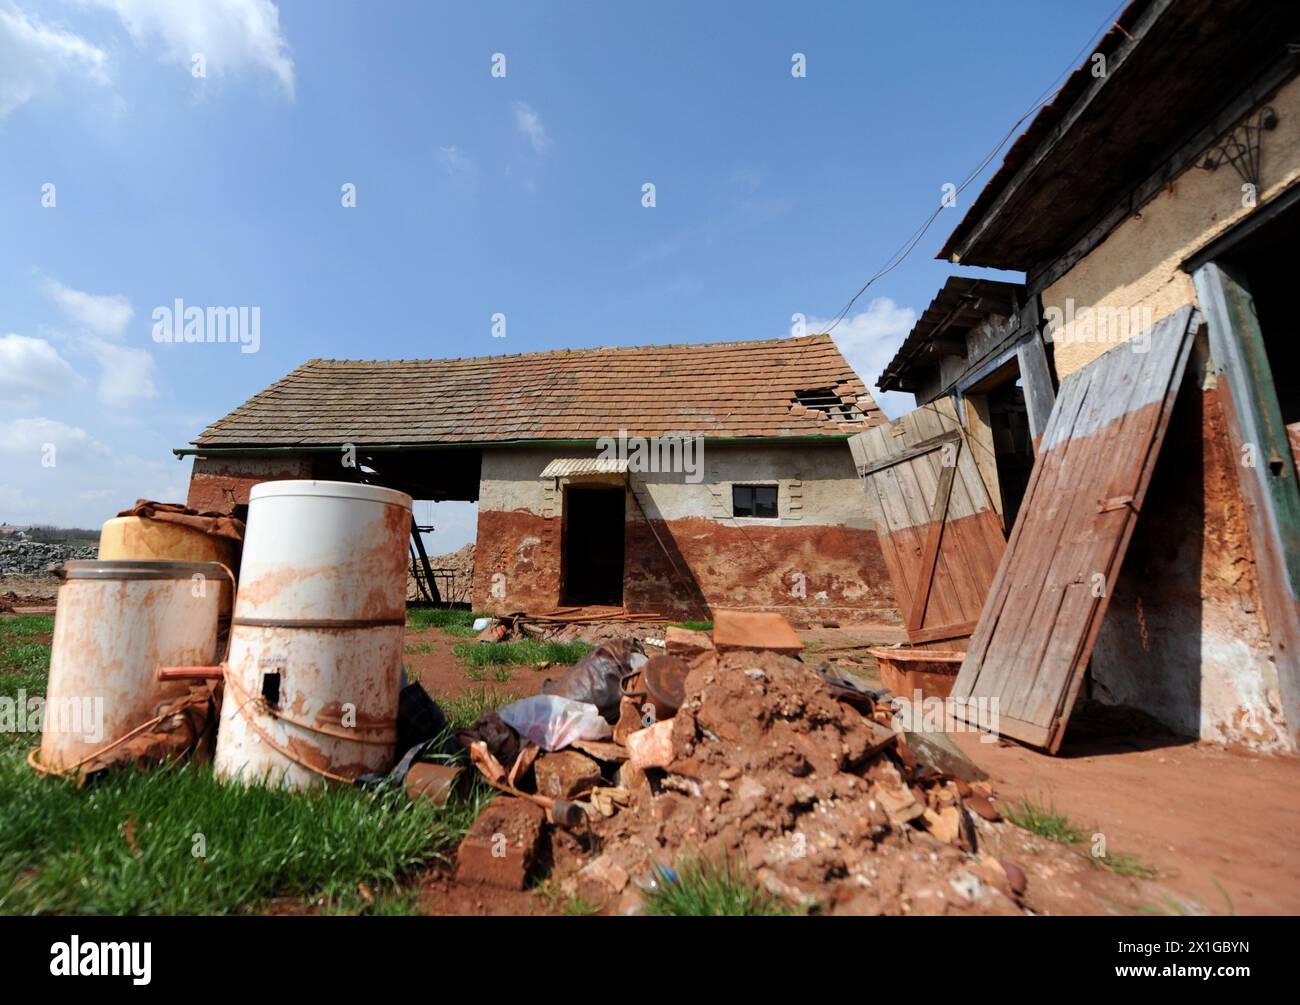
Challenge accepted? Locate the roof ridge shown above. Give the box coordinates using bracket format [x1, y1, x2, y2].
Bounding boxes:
[308, 333, 835, 367]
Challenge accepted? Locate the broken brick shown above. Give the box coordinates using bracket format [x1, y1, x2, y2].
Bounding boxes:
[576, 854, 630, 903]
[405, 763, 465, 805]
[534, 749, 602, 800]
[711, 609, 803, 656]
[626, 718, 676, 770]
[613, 695, 644, 745]
[455, 796, 547, 890]
[665, 626, 715, 660]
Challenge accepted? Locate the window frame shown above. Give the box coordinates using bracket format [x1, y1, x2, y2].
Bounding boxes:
[731, 482, 780, 520]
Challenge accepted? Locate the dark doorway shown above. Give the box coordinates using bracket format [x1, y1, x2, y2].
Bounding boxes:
[967, 360, 1035, 529]
[1218, 193, 1300, 444]
[562, 486, 625, 606]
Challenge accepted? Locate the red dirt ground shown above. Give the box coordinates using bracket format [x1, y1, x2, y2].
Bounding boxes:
[400, 626, 549, 701]
[951, 729, 1300, 915]
[414, 622, 1300, 915]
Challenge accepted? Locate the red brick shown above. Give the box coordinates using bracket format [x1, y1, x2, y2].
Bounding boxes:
[711, 609, 803, 656]
[664, 626, 715, 660]
[533, 750, 602, 800]
[455, 796, 547, 889]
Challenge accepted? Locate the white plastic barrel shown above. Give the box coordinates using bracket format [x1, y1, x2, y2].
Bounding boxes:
[213, 480, 412, 789]
[39, 561, 224, 772]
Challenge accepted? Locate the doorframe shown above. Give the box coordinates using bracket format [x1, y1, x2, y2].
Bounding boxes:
[1193, 260, 1300, 749]
[559, 481, 627, 607]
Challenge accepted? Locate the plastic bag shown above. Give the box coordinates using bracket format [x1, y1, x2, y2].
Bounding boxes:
[541, 639, 647, 720]
[496, 694, 613, 751]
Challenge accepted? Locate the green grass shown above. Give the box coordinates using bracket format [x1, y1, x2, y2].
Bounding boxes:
[641, 857, 794, 917]
[0, 613, 504, 915]
[1, 615, 54, 679]
[0, 756, 489, 914]
[1005, 790, 1158, 882]
[404, 643, 437, 655]
[1004, 793, 1087, 844]
[669, 621, 713, 632]
[0, 614, 55, 641]
[1093, 851, 1157, 880]
[452, 639, 591, 669]
[535, 877, 600, 916]
[433, 686, 519, 729]
[406, 609, 487, 637]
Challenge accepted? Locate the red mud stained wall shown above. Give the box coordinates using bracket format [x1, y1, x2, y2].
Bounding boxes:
[472, 506, 900, 624]
[472, 509, 562, 614]
[1092, 347, 1287, 749]
[622, 517, 897, 623]
[186, 455, 314, 514]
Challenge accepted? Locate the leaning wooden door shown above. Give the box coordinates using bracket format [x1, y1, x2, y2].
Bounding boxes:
[950, 306, 1198, 752]
[849, 399, 1006, 648]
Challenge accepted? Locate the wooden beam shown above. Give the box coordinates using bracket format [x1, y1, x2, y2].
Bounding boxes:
[906, 448, 960, 634]
[857, 430, 960, 477]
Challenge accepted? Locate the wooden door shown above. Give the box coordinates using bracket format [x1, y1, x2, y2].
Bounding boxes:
[950, 306, 1198, 751]
[849, 398, 1007, 648]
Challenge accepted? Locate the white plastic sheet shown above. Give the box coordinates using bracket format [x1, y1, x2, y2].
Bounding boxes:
[496, 694, 613, 751]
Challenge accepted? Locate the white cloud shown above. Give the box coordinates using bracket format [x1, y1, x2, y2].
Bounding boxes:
[40, 274, 134, 339]
[36, 275, 156, 407]
[0, 417, 188, 528]
[0, 416, 105, 463]
[0, 334, 84, 410]
[84, 0, 294, 97]
[439, 144, 475, 179]
[0, 1, 109, 119]
[803, 297, 918, 419]
[513, 101, 547, 153]
[81, 337, 158, 407]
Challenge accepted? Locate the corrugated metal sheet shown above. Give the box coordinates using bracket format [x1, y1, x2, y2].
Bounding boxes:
[539, 457, 629, 478]
[950, 306, 1198, 752]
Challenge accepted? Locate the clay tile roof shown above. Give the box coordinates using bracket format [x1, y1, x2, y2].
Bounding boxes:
[193, 334, 884, 447]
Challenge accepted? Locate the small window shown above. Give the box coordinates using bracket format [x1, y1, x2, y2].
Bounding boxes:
[732, 484, 778, 518]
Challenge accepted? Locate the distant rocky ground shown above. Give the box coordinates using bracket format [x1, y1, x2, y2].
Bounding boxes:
[408, 542, 475, 605]
[0, 540, 98, 604]
[1, 537, 477, 607]
[0, 540, 97, 577]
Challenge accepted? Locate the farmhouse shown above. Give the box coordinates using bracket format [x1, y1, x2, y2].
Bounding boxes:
[860, 0, 1300, 751]
[179, 334, 901, 624]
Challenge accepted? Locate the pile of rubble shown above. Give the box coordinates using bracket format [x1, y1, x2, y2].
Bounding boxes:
[0, 540, 96, 576]
[441, 611, 1028, 915]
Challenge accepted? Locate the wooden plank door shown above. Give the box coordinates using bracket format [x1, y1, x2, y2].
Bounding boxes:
[849, 398, 1007, 648]
[950, 306, 1198, 752]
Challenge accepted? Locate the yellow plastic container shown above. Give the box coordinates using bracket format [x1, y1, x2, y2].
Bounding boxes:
[99, 516, 236, 614]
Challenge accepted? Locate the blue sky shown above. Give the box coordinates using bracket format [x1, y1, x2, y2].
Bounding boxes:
[1, 0, 1119, 551]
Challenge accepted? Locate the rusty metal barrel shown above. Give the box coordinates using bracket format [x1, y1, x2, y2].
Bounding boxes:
[213, 480, 412, 789]
[38, 560, 224, 772]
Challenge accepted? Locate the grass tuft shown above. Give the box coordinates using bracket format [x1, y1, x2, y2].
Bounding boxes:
[453, 639, 591, 668]
[433, 686, 519, 729]
[1004, 793, 1086, 844]
[405, 609, 487, 634]
[641, 856, 794, 917]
